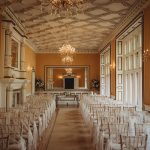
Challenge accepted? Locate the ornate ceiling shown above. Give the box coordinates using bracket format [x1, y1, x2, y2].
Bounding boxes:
[0, 0, 139, 53]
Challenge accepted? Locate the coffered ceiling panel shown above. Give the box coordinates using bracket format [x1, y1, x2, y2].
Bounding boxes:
[0, 0, 138, 53]
[88, 9, 106, 15]
[103, 3, 128, 11]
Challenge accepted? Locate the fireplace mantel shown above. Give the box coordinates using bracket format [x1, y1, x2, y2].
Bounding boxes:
[0, 78, 27, 107]
[0, 78, 27, 89]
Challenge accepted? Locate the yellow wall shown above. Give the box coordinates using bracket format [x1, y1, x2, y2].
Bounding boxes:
[25, 44, 36, 94]
[0, 19, 3, 78]
[52, 68, 85, 88]
[53, 68, 65, 88]
[74, 68, 85, 87]
[36, 53, 100, 90]
[110, 39, 116, 97]
[143, 4, 150, 105]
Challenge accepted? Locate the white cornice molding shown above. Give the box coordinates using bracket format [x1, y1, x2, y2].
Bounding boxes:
[101, 45, 111, 54]
[24, 39, 38, 52]
[99, 0, 150, 51]
[2, 7, 26, 36]
[1, 7, 38, 52]
[35, 51, 99, 54]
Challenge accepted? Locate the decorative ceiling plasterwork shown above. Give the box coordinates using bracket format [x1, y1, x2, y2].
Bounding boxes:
[0, 0, 149, 53]
[100, 0, 150, 50]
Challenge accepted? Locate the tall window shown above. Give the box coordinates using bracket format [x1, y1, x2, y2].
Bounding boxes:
[100, 46, 110, 97]
[116, 41, 123, 101]
[116, 22, 142, 109]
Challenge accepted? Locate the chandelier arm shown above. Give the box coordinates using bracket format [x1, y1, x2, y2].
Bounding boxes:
[40, 0, 93, 16]
[50, 2, 60, 8]
[41, 3, 50, 7]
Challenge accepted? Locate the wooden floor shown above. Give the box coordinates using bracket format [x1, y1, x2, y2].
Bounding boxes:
[38, 107, 92, 150]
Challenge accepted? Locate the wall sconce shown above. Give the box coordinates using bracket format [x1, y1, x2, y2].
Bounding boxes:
[58, 75, 63, 79]
[110, 62, 115, 69]
[27, 66, 32, 72]
[143, 49, 150, 61]
[76, 75, 81, 78]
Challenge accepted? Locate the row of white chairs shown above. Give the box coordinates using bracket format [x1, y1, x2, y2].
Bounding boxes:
[0, 94, 56, 150]
[80, 95, 150, 150]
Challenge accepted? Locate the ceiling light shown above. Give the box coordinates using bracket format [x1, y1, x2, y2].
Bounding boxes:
[59, 42, 76, 56]
[62, 55, 73, 64]
[143, 49, 150, 62]
[65, 68, 72, 74]
[41, 0, 94, 16]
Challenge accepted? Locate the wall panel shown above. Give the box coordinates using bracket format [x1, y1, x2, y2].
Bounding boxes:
[110, 39, 116, 97]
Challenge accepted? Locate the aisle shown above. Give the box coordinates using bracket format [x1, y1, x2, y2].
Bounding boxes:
[47, 108, 92, 150]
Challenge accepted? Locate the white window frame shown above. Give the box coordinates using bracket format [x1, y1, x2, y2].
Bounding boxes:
[116, 19, 142, 110]
[100, 46, 111, 97]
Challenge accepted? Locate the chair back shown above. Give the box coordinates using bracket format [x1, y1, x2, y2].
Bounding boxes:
[120, 134, 147, 150]
[109, 123, 129, 142]
[0, 135, 9, 150]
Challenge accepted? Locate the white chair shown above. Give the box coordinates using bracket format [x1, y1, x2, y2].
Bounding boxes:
[0, 135, 9, 150]
[120, 134, 147, 150]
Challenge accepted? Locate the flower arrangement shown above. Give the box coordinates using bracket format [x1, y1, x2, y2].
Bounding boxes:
[35, 78, 45, 91]
[91, 79, 99, 91]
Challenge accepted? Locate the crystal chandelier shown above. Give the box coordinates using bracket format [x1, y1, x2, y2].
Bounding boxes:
[58, 24, 75, 65]
[65, 68, 72, 74]
[62, 55, 73, 64]
[59, 42, 76, 56]
[40, 0, 93, 16]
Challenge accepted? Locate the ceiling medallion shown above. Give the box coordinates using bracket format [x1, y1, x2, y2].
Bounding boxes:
[41, 0, 93, 16]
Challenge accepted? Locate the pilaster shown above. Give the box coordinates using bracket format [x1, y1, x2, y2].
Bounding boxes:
[31, 67, 35, 95]
[20, 40, 26, 71]
[6, 85, 13, 109]
[21, 82, 27, 104]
